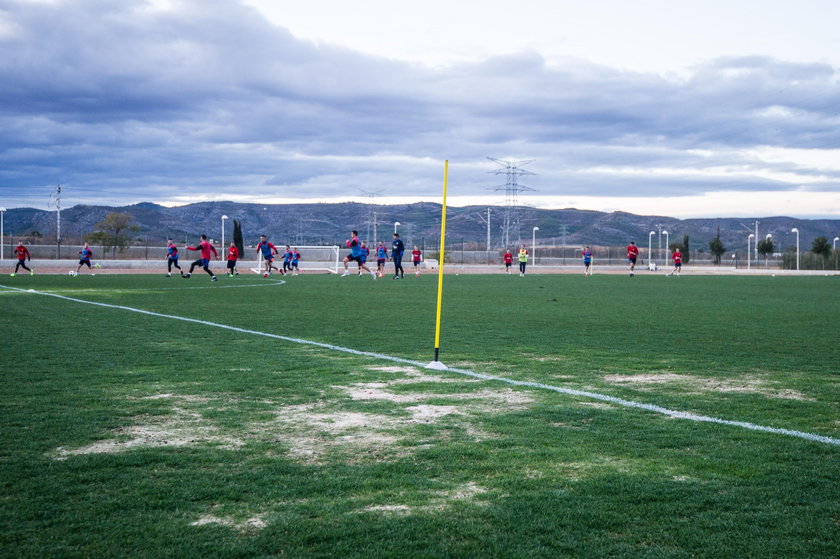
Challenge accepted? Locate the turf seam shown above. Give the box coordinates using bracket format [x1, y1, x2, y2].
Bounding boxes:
[4, 283, 838, 448]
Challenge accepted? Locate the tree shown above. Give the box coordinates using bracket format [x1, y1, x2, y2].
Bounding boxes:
[681, 234, 690, 264]
[233, 219, 244, 258]
[757, 237, 775, 265]
[812, 236, 831, 258]
[84, 212, 140, 258]
[708, 227, 726, 265]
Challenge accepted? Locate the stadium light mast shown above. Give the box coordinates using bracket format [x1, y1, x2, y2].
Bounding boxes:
[0, 207, 5, 260]
[487, 157, 535, 249]
[834, 237, 839, 270]
[221, 215, 228, 252]
[791, 228, 799, 271]
[394, 221, 400, 234]
[532, 227, 539, 264]
[663, 230, 669, 264]
[748, 234, 754, 270]
[648, 231, 655, 270]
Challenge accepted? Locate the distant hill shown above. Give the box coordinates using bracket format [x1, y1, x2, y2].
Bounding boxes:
[3, 201, 838, 253]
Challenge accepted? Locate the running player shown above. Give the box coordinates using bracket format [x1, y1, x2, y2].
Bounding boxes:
[290, 248, 301, 275]
[412, 246, 422, 276]
[76, 242, 95, 274]
[165, 238, 182, 277]
[282, 245, 293, 274]
[342, 230, 376, 278]
[503, 248, 513, 274]
[670, 247, 682, 276]
[257, 235, 280, 275]
[10, 241, 33, 276]
[627, 241, 639, 277]
[391, 233, 405, 279]
[517, 244, 529, 276]
[182, 234, 218, 281]
[582, 246, 592, 276]
[226, 242, 240, 277]
[375, 241, 388, 277]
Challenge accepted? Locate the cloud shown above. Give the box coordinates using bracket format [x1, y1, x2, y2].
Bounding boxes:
[0, 0, 838, 215]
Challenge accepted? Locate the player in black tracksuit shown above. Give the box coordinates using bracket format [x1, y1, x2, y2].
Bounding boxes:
[391, 233, 405, 279]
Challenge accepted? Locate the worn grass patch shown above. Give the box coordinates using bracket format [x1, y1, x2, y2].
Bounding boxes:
[1, 274, 838, 558]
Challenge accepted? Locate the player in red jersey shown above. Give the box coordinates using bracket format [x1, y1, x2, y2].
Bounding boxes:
[10, 241, 33, 276]
[182, 234, 218, 281]
[669, 248, 682, 276]
[226, 242, 240, 277]
[627, 241, 639, 277]
[503, 249, 513, 274]
[412, 246, 422, 276]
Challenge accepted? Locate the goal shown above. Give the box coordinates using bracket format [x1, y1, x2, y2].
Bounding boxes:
[251, 245, 341, 274]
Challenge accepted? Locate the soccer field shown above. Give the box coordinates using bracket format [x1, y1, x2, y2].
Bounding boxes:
[1, 273, 838, 558]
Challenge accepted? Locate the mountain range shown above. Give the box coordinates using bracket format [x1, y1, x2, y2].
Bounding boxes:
[3, 201, 839, 253]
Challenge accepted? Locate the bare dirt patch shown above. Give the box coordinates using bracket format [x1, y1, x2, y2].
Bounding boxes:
[603, 373, 814, 401]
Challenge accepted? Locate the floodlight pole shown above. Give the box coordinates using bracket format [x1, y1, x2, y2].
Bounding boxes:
[394, 221, 400, 234]
[791, 228, 799, 271]
[747, 234, 754, 270]
[834, 237, 839, 270]
[221, 215, 228, 255]
[648, 231, 655, 270]
[663, 230, 669, 265]
[532, 227, 539, 264]
[0, 207, 6, 260]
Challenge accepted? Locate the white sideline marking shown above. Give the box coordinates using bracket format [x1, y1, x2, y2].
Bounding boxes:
[3, 284, 839, 447]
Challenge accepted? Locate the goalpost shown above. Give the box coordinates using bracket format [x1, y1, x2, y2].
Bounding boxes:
[250, 245, 341, 274]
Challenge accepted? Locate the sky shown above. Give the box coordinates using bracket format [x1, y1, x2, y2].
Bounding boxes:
[1, 0, 840, 218]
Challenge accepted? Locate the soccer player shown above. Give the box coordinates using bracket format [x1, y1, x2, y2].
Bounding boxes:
[391, 233, 405, 279]
[282, 245, 293, 274]
[375, 241, 388, 277]
[165, 238, 182, 277]
[290, 247, 301, 275]
[342, 230, 376, 278]
[582, 246, 593, 276]
[257, 235, 280, 275]
[670, 247, 682, 276]
[10, 241, 33, 276]
[503, 248, 513, 274]
[517, 244, 529, 276]
[627, 241, 639, 277]
[411, 246, 422, 276]
[182, 234, 218, 281]
[76, 242, 94, 274]
[226, 242, 240, 277]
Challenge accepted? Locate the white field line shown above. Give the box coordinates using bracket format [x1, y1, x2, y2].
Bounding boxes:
[3, 284, 838, 448]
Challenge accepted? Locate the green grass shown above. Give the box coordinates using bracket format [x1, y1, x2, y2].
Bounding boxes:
[1, 273, 838, 558]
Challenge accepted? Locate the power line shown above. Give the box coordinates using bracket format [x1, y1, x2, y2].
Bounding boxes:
[487, 157, 535, 248]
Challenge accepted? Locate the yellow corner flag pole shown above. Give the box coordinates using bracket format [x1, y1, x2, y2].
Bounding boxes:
[427, 160, 449, 370]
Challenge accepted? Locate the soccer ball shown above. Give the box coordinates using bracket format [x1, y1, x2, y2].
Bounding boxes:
[68, 270, 77, 276]
[263, 272, 269, 278]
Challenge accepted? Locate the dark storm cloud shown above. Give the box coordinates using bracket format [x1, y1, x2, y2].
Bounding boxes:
[1, 0, 838, 208]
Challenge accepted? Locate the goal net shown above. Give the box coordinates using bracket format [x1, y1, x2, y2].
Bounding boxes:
[250, 245, 341, 274]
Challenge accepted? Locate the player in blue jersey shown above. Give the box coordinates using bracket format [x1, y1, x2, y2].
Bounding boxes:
[165, 238, 182, 277]
[76, 242, 95, 274]
[391, 232, 405, 279]
[290, 248, 301, 276]
[256, 235, 280, 275]
[282, 245, 293, 274]
[341, 230, 376, 279]
[582, 246, 593, 276]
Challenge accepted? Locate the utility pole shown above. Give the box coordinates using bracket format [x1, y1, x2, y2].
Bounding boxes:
[476, 208, 491, 250]
[372, 212, 378, 244]
[487, 158, 535, 248]
[558, 224, 568, 264]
